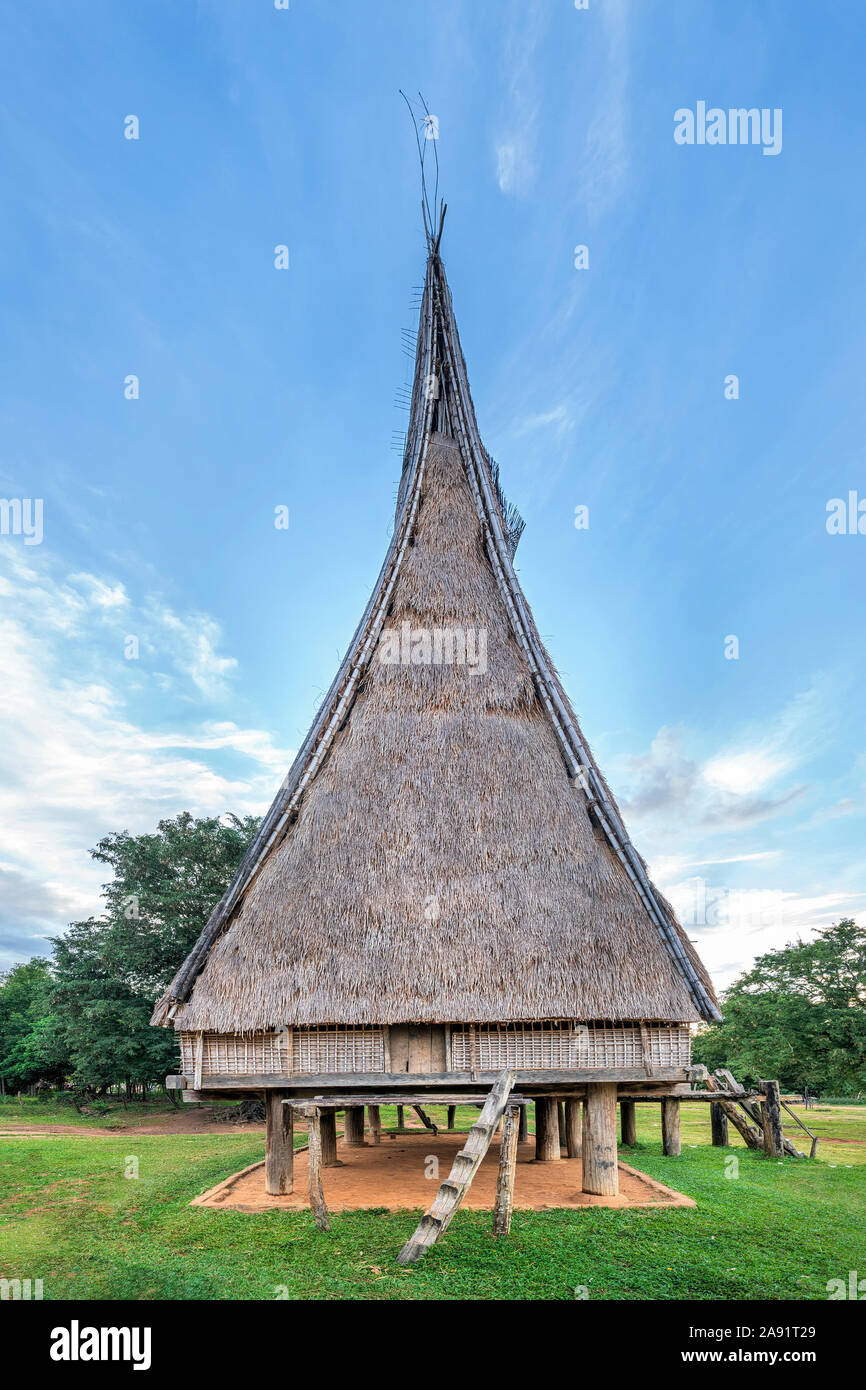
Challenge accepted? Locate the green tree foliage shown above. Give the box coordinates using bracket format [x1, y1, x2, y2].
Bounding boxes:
[1, 812, 258, 1095]
[0, 958, 66, 1089]
[693, 918, 866, 1093]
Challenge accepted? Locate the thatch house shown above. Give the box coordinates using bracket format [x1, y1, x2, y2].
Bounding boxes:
[154, 218, 719, 1216]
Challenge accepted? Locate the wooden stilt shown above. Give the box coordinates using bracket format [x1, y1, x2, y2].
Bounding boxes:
[265, 1092, 294, 1195]
[368, 1104, 381, 1144]
[661, 1098, 681, 1156]
[558, 1100, 567, 1152]
[447, 1104, 456, 1130]
[620, 1099, 637, 1146]
[304, 1105, 330, 1231]
[582, 1083, 618, 1196]
[760, 1080, 784, 1158]
[492, 1104, 520, 1236]
[565, 1100, 582, 1157]
[534, 1097, 560, 1161]
[344, 1105, 366, 1146]
[518, 1104, 528, 1143]
[710, 1101, 728, 1147]
[320, 1109, 338, 1167]
[396, 1104, 405, 1130]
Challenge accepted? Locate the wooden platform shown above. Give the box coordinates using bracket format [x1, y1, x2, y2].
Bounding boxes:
[192, 1133, 695, 1213]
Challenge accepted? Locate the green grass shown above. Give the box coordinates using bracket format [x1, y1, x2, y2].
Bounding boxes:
[1, 1102, 864, 1300]
[0, 1094, 238, 1129]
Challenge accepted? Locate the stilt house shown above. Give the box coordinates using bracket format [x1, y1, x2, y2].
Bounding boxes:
[154, 215, 720, 1209]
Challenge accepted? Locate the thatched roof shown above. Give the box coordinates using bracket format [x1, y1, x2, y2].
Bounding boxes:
[153, 248, 720, 1032]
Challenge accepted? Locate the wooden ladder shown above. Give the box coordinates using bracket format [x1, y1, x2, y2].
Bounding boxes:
[396, 1070, 515, 1264]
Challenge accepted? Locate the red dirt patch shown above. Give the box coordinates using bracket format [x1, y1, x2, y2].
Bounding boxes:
[192, 1132, 694, 1212]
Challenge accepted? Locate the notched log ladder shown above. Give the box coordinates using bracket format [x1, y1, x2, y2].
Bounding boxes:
[397, 1070, 515, 1264]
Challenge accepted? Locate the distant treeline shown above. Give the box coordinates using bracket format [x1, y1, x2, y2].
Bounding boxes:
[1, 813, 864, 1098]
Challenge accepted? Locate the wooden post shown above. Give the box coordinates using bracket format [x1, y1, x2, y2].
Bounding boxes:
[492, 1104, 520, 1236]
[558, 1101, 567, 1152]
[344, 1105, 366, 1147]
[321, 1109, 338, 1167]
[534, 1097, 560, 1161]
[304, 1105, 330, 1231]
[565, 1100, 582, 1157]
[620, 1099, 637, 1146]
[368, 1104, 381, 1144]
[710, 1101, 728, 1147]
[447, 1104, 456, 1130]
[661, 1098, 681, 1156]
[518, 1104, 528, 1143]
[265, 1092, 294, 1195]
[396, 1104, 404, 1130]
[760, 1080, 784, 1158]
[582, 1083, 618, 1196]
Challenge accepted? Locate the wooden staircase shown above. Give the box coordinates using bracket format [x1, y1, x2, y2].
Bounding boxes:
[397, 1070, 515, 1264]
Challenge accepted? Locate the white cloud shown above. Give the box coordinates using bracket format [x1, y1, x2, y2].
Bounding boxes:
[0, 543, 293, 968]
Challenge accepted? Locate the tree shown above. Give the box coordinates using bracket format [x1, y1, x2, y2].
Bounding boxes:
[48, 812, 259, 1095]
[0, 958, 67, 1090]
[693, 918, 866, 1093]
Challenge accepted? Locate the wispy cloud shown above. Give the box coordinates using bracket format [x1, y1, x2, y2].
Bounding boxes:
[0, 543, 293, 968]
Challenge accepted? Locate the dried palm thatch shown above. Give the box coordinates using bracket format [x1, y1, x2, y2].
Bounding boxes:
[152, 245, 719, 1035]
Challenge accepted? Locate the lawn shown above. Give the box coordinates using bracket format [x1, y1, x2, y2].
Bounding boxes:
[1, 1101, 864, 1300]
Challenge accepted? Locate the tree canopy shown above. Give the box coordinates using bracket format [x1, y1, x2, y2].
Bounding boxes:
[693, 918, 866, 1093]
[0, 812, 259, 1095]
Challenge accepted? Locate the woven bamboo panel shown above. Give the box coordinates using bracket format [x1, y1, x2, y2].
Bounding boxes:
[292, 1025, 384, 1074]
[179, 1026, 385, 1076]
[450, 1022, 691, 1071]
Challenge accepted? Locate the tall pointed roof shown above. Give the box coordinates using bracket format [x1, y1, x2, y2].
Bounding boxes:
[152, 243, 720, 1031]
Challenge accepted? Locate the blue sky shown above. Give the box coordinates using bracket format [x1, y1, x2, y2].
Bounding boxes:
[1, 0, 864, 990]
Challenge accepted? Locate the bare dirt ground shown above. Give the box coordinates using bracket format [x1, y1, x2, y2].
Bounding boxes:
[193, 1132, 695, 1212]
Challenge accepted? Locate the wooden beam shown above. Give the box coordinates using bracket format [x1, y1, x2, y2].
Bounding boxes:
[534, 1098, 560, 1162]
[368, 1104, 382, 1145]
[557, 1101, 567, 1153]
[397, 1071, 515, 1264]
[759, 1080, 784, 1158]
[265, 1090, 294, 1195]
[413, 1105, 438, 1135]
[320, 1109, 338, 1167]
[344, 1106, 366, 1147]
[661, 1098, 681, 1156]
[714, 1070, 804, 1158]
[710, 1102, 728, 1147]
[582, 1083, 618, 1196]
[620, 1099, 637, 1147]
[170, 1066, 692, 1090]
[565, 1100, 582, 1157]
[302, 1105, 329, 1231]
[492, 1104, 520, 1237]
